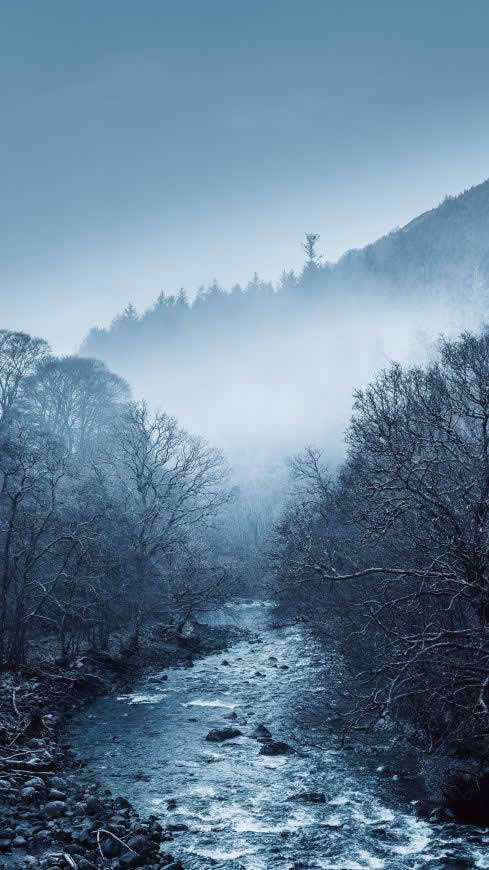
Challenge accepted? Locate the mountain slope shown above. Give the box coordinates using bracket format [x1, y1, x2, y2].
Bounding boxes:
[80, 177, 489, 454]
[336, 178, 489, 291]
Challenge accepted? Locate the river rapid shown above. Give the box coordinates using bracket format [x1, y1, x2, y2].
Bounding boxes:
[70, 600, 489, 870]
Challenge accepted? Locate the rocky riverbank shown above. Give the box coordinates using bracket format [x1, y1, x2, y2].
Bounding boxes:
[0, 620, 245, 869]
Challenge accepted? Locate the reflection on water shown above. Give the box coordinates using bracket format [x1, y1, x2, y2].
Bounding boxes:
[71, 601, 489, 869]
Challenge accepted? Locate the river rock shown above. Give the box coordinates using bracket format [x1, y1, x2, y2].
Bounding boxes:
[48, 788, 66, 801]
[429, 806, 456, 823]
[127, 833, 154, 855]
[119, 853, 145, 869]
[288, 792, 326, 803]
[251, 724, 272, 741]
[259, 741, 295, 756]
[114, 795, 131, 809]
[99, 834, 123, 857]
[20, 787, 38, 802]
[44, 800, 66, 818]
[437, 860, 474, 870]
[24, 777, 46, 791]
[84, 795, 100, 814]
[205, 728, 242, 742]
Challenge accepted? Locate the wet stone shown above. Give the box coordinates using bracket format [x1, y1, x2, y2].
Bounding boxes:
[84, 795, 100, 814]
[119, 853, 146, 868]
[205, 728, 242, 742]
[114, 795, 131, 809]
[99, 835, 123, 857]
[44, 800, 66, 818]
[127, 833, 155, 855]
[251, 724, 273, 741]
[259, 740, 295, 755]
[288, 792, 326, 803]
[24, 777, 45, 791]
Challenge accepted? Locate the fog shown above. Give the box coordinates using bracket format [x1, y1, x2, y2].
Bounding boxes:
[82, 290, 482, 467]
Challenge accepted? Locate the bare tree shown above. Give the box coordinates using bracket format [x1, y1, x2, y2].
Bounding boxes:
[274, 329, 489, 749]
[27, 356, 130, 453]
[0, 422, 80, 666]
[107, 402, 231, 642]
[0, 330, 50, 426]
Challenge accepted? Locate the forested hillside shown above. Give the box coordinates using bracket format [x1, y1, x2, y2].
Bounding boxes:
[81, 180, 489, 455]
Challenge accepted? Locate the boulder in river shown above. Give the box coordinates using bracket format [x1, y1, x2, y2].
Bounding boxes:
[205, 727, 242, 742]
[287, 792, 326, 803]
[259, 740, 295, 756]
[444, 768, 489, 825]
[250, 724, 273, 741]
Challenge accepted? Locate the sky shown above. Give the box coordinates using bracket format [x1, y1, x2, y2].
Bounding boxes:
[1, 0, 489, 353]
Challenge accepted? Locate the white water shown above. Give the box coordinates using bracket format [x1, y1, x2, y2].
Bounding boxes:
[71, 601, 489, 869]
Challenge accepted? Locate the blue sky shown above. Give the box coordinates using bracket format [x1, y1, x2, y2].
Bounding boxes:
[1, 0, 489, 351]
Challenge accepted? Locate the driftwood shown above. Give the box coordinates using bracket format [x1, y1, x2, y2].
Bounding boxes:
[12, 688, 20, 717]
[96, 828, 137, 859]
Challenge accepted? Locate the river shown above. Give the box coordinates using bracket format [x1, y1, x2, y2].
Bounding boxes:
[70, 600, 489, 869]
